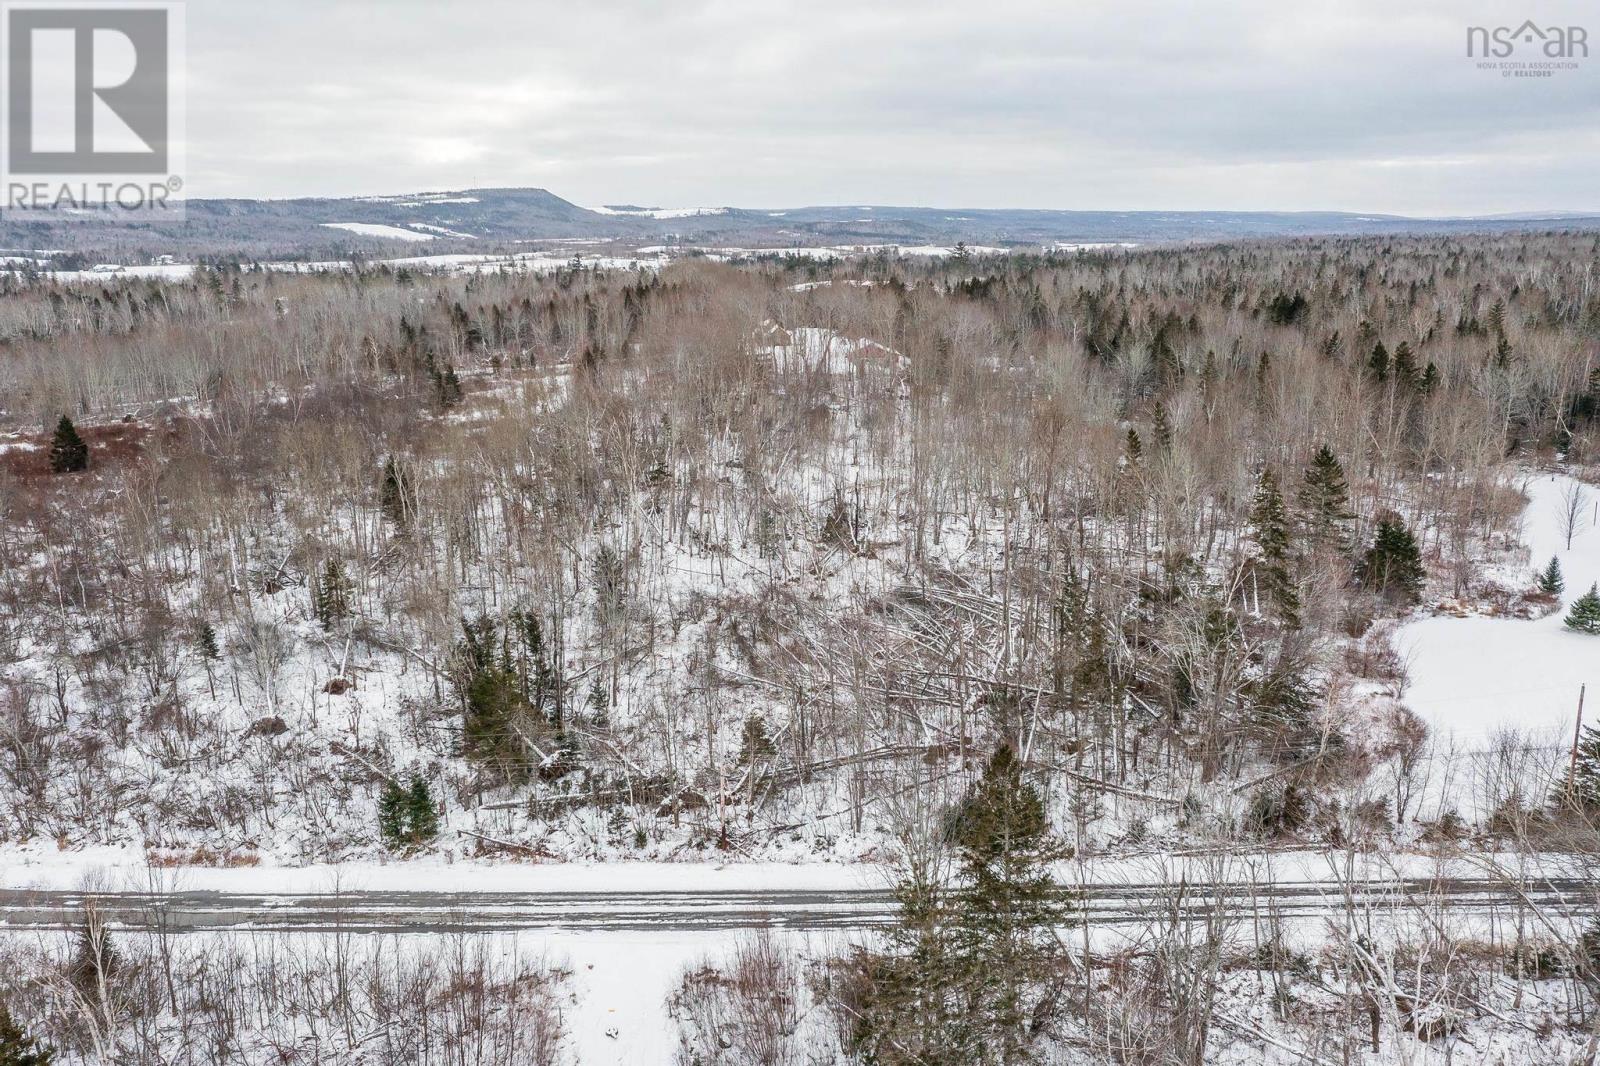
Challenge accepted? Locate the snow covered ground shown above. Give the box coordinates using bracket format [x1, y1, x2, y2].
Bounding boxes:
[1400, 471, 1599, 742]
[1399, 469, 1600, 816]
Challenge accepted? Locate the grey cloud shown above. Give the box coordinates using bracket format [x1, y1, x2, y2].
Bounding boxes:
[180, 0, 1600, 214]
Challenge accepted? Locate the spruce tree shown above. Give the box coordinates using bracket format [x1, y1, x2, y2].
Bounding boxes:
[1392, 341, 1419, 388]
[1151, 401, 1173, 455]
[586, 680, 610, 729]
[196, 622, 220, 663]
[1566, 584, 1600, 634]
[1487, 298, 1507, 338]
[1124, 427, 1142, 464]
[313, 559, 353, 629]
[1249, 469, 1301, 627]
[1554, 723, 1600, 811]
[844, 745, 1069, 1065]
[379, 456, 413, 528]
[457, 615, 537, 769]
[1360, 515, 1426, 604]
[406, 776, 439, 842]
[47, 416, 88, 474]
[736, 715, 777, 769]
[1367, 342, 1390, 381]
[1298, 445, 1354, 553]
[67, 921, 119, 1001]
[378, 780, 408, 846]
[1538, 556, 1566, 596]
[0, 1002, 54, 1066]
[950, 745, 1070, 1064]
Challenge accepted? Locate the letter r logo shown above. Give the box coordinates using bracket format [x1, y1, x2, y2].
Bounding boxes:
[6, 6, 168, 173]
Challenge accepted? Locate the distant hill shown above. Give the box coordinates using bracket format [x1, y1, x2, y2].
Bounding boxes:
[3, 187, 1598, 260]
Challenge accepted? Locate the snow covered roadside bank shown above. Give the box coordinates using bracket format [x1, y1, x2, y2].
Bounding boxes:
[0, 843, 1583, 897]
[0, 846, 886, 895]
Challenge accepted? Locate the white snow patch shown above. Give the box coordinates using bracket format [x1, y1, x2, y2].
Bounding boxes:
[321, 222, 437, 242]
[590, 205, 729, 220]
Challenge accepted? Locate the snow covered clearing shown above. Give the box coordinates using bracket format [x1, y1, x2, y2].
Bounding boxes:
[1400, 470, 1599, 743]
[590, 205, 729, 219]
[320, 222, 438, 241]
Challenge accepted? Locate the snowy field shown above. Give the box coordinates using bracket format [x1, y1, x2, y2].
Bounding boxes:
[1399, 470, 1600, 815]
[1400, 471, 1598, 741]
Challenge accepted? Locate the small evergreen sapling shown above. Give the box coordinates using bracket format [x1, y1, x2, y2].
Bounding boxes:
[406, 776, 439, 842]
[1360, 515, 1426, 604]
[378, 780, 408, 846]
[313, 559, 353, 629]
[1538, 556, 1565, 596]
[67, 920, 119, 1001]
[378, 774, 439, 847]
[47, 416, 88, 473]
[1566, 584, 1600, 634]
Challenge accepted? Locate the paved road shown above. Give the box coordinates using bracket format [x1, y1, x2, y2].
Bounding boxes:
[0, 878, 1590, 934]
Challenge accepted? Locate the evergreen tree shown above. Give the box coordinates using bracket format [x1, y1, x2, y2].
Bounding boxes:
[1367, 342, 1390, 381]
[842, 855, 967, 1064]
[844, 746, 1069, 1065]
[440, 364, 463, 405]
[1249, 469, 1301, 627]
[1487, 298, 1507, 338]
[378, 780, 408, 846]
[1538, 556, 1566, 596]
[196, 620, 221, 697]
[456, 615, 547, 771]
[312, 559, 353, 629]
[379, 456, 414, 528]
[1554, 723, 1600, 810]
[1359, 515, 1426, 604]
[67, 921, 119, 1001]
[509, 606, 560, 722]
[47, 416, 88, 473]
[736, 714, 777, 768]
[586, 680, 610, 729]
[1494, 333, 1514, 369]
[1297, 445, 1355, 553]
[406, 776, 439, 842]
[1151, 401, 1173, 455]
[1392, 341, 1419, 388]
[1566, 583, 1600, 634]
[0, 1002, 54, 1066]
[1266, 291, 1308, 325]
[949, 745, 1070, 1064]
[196, 622, 220, 662]
[1124, 427, 1143, 464]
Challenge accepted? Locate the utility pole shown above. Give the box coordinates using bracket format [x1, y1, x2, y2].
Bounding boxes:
[1569, 684, 1588, 803]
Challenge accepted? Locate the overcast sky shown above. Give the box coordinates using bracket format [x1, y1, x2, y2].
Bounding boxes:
[184, 0, 1599, 215]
